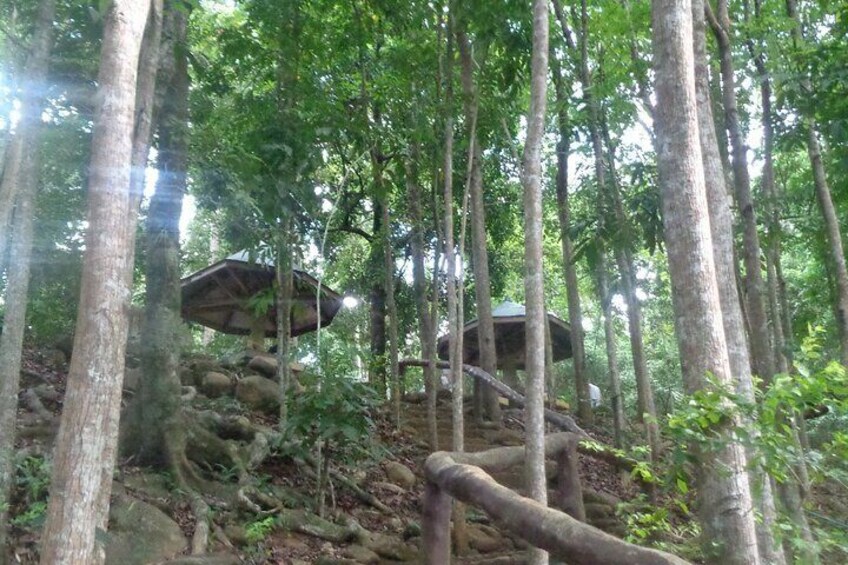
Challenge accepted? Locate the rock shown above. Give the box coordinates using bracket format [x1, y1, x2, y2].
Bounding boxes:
[235, 375, 280, 414]
[120, 472, 172, 501]
[341, 544, 379, 563]
[467, 524, 510, 554]
[362, 532, 418, 561]
[384, 461, 416, 489]
[162, 555, 239, 565]
[180, 366, 199, 386]
[123, 366, 141, 392]
[372, 481, 407, 495]
[201, 371, 233, 398]
[584, 502, 615, 519]
[247, 354, 278, 378]
[42, 348, 67, 369]
[105, 496, 187, 565]
[223, 524, 248, 547]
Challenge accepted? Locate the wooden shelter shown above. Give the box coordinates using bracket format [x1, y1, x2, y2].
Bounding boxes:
[437, 300, 573, 369]
[180, 250, 343, 342]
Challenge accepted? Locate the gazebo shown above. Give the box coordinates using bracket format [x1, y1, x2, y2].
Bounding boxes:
[436, 300, 573, 392]
[180, 250, 343, 346]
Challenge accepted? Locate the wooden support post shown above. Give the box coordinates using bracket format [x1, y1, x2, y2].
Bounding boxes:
[502, 357, 520, 407]
[423, 479, 452, 564]
[557, 435, 585, 521]
[248, 315, 266, 351]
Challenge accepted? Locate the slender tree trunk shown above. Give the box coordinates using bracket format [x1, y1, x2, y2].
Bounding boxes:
[429, 169, 442, 451]
[130, 15, 189, 472]
[383, 203, 401, 427]
[522, 0, 549, 562]
[0, 1, 54, 557]
[783, 0, 848, 366]
[651, 0, 761, 562]
[407, 154, 437, 448]
[39, 2, 150, 563]
[691, 1, 784, 561]
[0, 0, 54, 277]
[457, 30, 500, 425]
[276, 215, 294, 430]
[368, 200, 387, 396]
[441, 19, 468, 555]
[602, 122, 660, 462]
[706, 1, 774, 385]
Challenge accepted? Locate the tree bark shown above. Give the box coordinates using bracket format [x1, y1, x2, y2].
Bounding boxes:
[458, 30, 501, 425]
[39, 2, 151, 563]
[0, 0, 54, 556]
[691, 1, 784, 561]
[784, 0, 848, 366]
[276, 215, 294, 430]
[126, 6, 189, 472]
[383, 202, 401, 427]
[651, 0, 760, 562]
[522, 0, 549, 562]
[602, 121, 660, 462]
[407, 154, 437, 448]
[0, 0, 54, 276]
[550, 53, 606, 444]
[706, 1, 774, 385]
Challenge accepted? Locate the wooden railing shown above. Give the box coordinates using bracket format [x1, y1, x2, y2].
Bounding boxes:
[421, 434, 690, 564]
[399, 358, 688, 564]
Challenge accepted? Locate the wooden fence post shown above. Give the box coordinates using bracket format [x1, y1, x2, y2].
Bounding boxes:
[423, 479, 452, 564]
[557, 436, 586, 521]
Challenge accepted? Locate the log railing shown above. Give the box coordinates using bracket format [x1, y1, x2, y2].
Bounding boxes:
[421, 434, 691, 565]
[399, 358, 651, 487]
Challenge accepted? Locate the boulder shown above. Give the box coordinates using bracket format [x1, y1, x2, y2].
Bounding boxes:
[235, 375, 280, 414]
[201, 371, 233, 398]
[341, 544, 379, 563]
[383, 461, 416, 490]
[362, 532, 418, 561]
[42, 348, 67, 369]
[105, 496, 187, 565]
[467, 524, 511, 554]
[247, 354, 278, 379]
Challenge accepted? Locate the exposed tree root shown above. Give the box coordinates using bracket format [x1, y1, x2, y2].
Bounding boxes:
[190, 493, 210, 554]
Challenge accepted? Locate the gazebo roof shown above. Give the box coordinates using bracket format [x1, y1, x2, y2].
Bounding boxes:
[437, 300, 573, 370]
[180, 250, 342, 338]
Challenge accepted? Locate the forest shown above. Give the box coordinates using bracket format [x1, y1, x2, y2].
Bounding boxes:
[0, 0, 847, 563]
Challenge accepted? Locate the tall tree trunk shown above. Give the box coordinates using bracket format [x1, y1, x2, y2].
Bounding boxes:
[0, 3, 55, 556]
[407, 154, 437, 448]
[39, 2, 150, 563]
[706, 1, 774, 384]
[368, 199, 387, 396]
[522, 0, 549, 562]
[276, 215, 294, 431]
[650, 0, 761, 562]
[0, 0, 54, 277]
[129, 10, 189, 470]
[709, 4, 818, 560]
[692, 0, 784, 561]
[784, 0, 848, 366]
[550, 54, 613, 444]
[441, 19, 468, 555]
[429, 168, 443, 451]
[383, 203, 401, 427]
[457, 30, 500, 425]
[602, 121, 660, 462]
